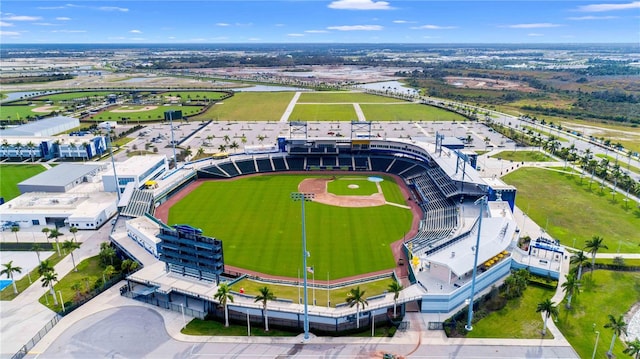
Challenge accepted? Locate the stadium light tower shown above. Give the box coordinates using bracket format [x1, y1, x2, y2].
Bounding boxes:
[105, 123, 121, 202]
[465, 194, 487, 331]
[291, 192, 314, 341]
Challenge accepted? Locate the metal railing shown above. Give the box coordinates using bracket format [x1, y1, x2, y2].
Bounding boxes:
[11, 315, 61, 359]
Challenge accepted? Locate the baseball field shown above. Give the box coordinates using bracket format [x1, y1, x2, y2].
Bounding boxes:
[166, 174, 413, 279]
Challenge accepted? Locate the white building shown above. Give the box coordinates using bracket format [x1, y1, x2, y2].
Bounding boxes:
[102, 155, 168, 194]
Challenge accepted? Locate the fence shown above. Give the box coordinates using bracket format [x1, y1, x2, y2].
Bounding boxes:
[245, 271, 395, 291]
[11, 315, 61, 359]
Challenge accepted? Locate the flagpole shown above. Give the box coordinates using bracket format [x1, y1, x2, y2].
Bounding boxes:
[298, 268, 301, 304]
[312, 269, 316, 306]
[327, 271, 330, 308]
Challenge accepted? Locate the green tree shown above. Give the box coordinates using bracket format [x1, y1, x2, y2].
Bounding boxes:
[42, 227, 50, 243]
[69, 226, 78, 242]
[535, 298, 558, 336]
[604, 314, 628, 357]
[624, 338, 640, 359]
[62, 240, 81, 272]
[570, 251, 589, 280]
[254, 286, 276, 331]
[1, 261, 23, 295]
[41, 270, 59, 305]
[99, 242, 116, 266]
[11, 225, 20, 243]
[31, 243, 42, 263]
[38, 260, 54, 276]
[48, 228, 63, 255]
[346, 286, 368, 329]
[71, 281, 83, 301]
[584, 236, 608, 274]
[121, 259, 139, 274]
[214, 283, 234, 327]
[561, 273, 580, 309]
[387, 281, 403, 317]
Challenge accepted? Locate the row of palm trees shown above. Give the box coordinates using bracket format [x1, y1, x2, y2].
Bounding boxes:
[213, 281, 404, 332]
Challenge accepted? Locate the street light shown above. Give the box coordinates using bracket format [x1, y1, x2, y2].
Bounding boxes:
[58, 290, 65, 312]
[180, 303, 186, 329]
[592, 328, 600, 359]
[291, 192, 314, 341]
[105, 124, 121, 202]
[465, 195, 487, 332]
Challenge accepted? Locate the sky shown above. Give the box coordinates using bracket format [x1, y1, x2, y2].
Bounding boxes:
[1, 0, 639, 44]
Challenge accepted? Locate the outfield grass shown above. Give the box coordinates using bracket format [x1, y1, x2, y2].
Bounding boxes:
[360, 104, 467, 122]
[192, 92, 294, 121]
[466, 284, 556, 339]
[556, 270, 640, 359]
[0, 105, 64, 121]
[90, 105, 203, 122]
[289, 104, 358, 121]
[231, 277, 396, 307]
[297, 92, 405, 103]
[327, 176, 379, 196]
[32, 91, 116, 101]
[489, 151, 553, 162]
[0, 164, 48, 201]
[503, 168, 640, 252]
[168, 174, 412, 279]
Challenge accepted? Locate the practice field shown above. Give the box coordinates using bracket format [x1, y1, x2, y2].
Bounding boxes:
[0, 105, 64, 121]
[289, 104, 358, 122]
[192, 92, 294, 121]
[89, 105, 203, 122]
[503, 168, 640, 252]
[32, 91, 116, 102]
[297, 92, 405, 104]
[360, 104, 467, 122]
[0, 164, 47, 201]
[167, 174, 412, 279]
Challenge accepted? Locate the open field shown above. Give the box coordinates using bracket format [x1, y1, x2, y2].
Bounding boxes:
[297, 92, 405, 103]
[0, 105, 64, 121]
[167, 174, 412, 279]
[489, 151, 553, 162]
[159, 91, 228, 101]
[466, 284, 555, 339]
[230, 277, 396, 308]
[289, 104, 358, 122]
[594, 153, 640, 174]
[556, 270, 640, 359]
[89, 105, 203, 122]
[360, 104, 466, 122]
[0, 164, 47, 201]
[192, 92, 294, 121]
[503, 168, 640, 252]
[32, 91, 116, 102]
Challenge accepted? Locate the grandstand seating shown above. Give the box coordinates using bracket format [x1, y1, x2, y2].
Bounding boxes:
[287, 157, 305, 171]
[306, 157, 321, 167]
[256, 158, 273, 172]
[387, 159, 413, 174]
[369, 156, 393, 172]
[427, 167, 459, 197]
[235, 159, 257, 175]
[353, 157, 369, 170]
[218, 162, 240, 177]
[121, 189, 155, 218]
[272, 157, 287, 171]
[338, 156, 352, 167]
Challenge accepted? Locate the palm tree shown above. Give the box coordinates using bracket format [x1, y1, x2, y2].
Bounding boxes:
[214, 283, 234, 327]
[48, 228, 63, 255]
[605, 314, 628, 356]
[561, 273, 580, 309]
[624, 338, 640, 359]
[535, 298, 558, 336]
[584, 236, 608, 274]
[71, 281, 83, 301]
[26, 141, 36, 162]
[99, 242, 116, 266]
[217, 144, 227, 153]
[346, 286, 368, 329]
[121, 259, 139, 274]
[388, 281, 403, 317]
[229, 141, 239, 153]
[62, 240, 81, 272]
[41, 270, 59, 305]
[570, 251, 589, 280]
[222, 135, 231, 144]
[69, 226, 78, 242]
[11, 225, 20, 243]
[32, 243, 42, 263]
[37, 260, 53, 276]
[42, 227, 50, 243]
[1, 261, 23, 294]
[254, 286, 276, 331]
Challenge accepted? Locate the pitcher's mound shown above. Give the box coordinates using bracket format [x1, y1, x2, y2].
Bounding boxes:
[348, 184, 359, 189]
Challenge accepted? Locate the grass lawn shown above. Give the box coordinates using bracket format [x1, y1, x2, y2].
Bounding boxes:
[556, 270, 640, 359]
[327, 176, 379, 196]
[192, 92, 294, 121]
[503, 168, 640, 252]
[0, 250, 68, 301]
[297, 92, 405, 103]
[289, 104, 358, 121]
[230, 277, 396, 307]
[0, 164, 48, 201]
[168, 174, 412, 279]
[38, 255, 109, 312]
[360, 104, 466, 122]
[467, 284, 556, 339]
[0, 105, 63, 121]
[90, 105, 203, 122]
[489, 151, 553, 162]
[159, 91, 228, 101]
[182, 318, 298, 336]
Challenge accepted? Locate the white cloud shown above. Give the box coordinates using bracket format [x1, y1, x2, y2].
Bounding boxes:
[505, 23, 562, 29]
[108, 36, 126, 40]
[411, 24, 457, 30]
[34, 23, 59, 26]
[0, 21, 13, 27]
[393, 20, 415, 24]
[2, 15, 42, 21]
[528, 33, 544, 37]
[567, 15, 618, 20]
[327, 25, 383, 31]
[248, 37, 261, 41]
[305, 30, 329, 33]
[99, 6, 128, 12]
[130, 37, 145, 41]
[287, 33, 305, 37]
[274, 23, 285, 27]
[216, 23, 230, 27]
[0, 30, 20, 36]
[577, 1, 640, 12]
[51, 29, 86, 33]
[130, 29, 142, 34]
[56, 17, 71, 21]
[328, 0, 393, 10]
